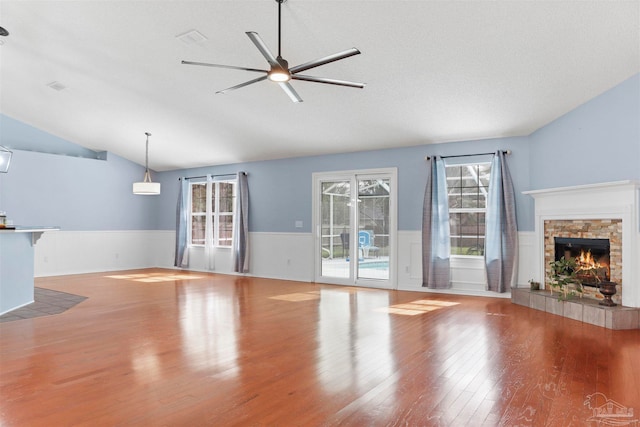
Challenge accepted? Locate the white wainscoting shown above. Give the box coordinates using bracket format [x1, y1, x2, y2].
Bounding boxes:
[396, 230, 535, 298]
[396, 230, 498, 297]
[34, 230, 175, 277]
[167, 232, 315, 282]
[181, 246, 234, 273]
[248, 232, 314, 282]
[35, 230, 534, 299]
[515, 231, 536, 287]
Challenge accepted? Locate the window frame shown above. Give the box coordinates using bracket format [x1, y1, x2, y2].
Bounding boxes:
[188, 179, 236, 248]
[214, 180, 236, 248]
[189, 182, 207, 247]
[445, 162, 491, 258]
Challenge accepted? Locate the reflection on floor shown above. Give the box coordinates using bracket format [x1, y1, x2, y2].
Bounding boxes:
[105, 272, 204, 283]
[376, 299, 461, 316]
[269, 291, 462, 317]
[269, 286, 386, 303]
[269, 291, 321, 302]
[2, 270, 638, 425]
[0, 287, 87, 323]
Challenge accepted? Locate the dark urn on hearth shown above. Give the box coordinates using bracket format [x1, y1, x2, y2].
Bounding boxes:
[598, 281, 618, 307]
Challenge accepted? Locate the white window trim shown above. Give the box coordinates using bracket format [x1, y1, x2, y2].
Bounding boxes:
[446, 162, 491, 259]
[189, 182, 206, 247]
[188, 179, 236, 249]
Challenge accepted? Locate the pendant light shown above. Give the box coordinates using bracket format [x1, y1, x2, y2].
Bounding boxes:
[133, 132, 161, 195]
[0, 145, 12, 173]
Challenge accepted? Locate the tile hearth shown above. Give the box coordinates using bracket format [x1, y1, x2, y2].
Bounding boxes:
[512, 288, 640, 330]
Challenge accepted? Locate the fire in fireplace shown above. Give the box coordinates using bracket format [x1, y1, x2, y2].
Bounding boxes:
[554, 237, 610, 287]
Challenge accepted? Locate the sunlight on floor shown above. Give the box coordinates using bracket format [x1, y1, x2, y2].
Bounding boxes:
[269, 286, 384, 302]
[104, 273, 203, 282]
[269, 292, 321, 302]
[377, 299, 460, 316]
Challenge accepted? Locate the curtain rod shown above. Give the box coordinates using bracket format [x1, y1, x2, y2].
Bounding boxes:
[178, 172, 246, 181]
[425, 150, 511, 161]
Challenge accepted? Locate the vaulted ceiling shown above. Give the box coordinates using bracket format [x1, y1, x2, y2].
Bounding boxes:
[0, 1, 638, 171]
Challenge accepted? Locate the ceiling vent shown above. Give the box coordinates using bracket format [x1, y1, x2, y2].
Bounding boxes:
[47, 81, 67, 91]
[176, 30, 207, 45]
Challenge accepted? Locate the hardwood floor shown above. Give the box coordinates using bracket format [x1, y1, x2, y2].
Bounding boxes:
[1, 269, 639, 426]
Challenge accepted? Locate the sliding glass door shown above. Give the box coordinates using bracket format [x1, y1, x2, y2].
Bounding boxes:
[314, 168, 397, 288]
[356, 176, 390, 280]
[318, 178, 351, 279]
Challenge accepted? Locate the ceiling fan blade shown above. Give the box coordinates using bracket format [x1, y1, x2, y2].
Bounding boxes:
[289, 48, 361, 74]
[292, 75, 365, 89]
[278, 82, 303, 103]
[246, 31, 279, 67]
[181, 60, 267, 74]
[216, 75, 269, 94]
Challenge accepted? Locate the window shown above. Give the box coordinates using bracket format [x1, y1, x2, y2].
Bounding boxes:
[446, 163, 490, 256]
[190, 183, 207, 245]
[216, 182, 235, 246]
[189, 180, 236, 247]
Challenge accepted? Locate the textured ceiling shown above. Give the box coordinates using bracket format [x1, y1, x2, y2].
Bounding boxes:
[0, 0, 638, 171]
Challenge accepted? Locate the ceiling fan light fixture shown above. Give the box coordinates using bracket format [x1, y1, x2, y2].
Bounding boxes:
[133, 132, 161, 195]
[268, 68, 291, 82]
[268, 57, 291, 82]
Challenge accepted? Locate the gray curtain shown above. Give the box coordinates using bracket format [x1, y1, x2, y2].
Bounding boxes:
[422, 156, 451, 288]
[233, 171, 249, 273]
[485, 151, 518, 292]
[174, 177, 189, 268]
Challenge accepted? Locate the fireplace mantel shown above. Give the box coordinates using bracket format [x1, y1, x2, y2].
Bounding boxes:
[523, 180, 640, 308]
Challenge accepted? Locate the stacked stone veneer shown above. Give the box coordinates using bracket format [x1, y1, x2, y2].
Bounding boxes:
[544, 219, 622, 304]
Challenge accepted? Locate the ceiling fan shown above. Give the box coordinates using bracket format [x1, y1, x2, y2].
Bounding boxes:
[181, 0, 365, 103]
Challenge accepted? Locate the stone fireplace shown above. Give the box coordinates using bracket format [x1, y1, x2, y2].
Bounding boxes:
[545, 219, 622, 304]
[524, 181, 640, 308]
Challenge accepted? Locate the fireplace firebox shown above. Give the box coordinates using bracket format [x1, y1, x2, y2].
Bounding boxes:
[554, 237, 610, 287]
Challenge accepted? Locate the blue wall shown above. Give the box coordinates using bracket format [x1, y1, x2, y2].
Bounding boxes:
[0, 114, 104, 159]
[156, 137, 531, 232]
[0, 150, 159, 231]
[529, 73, 640, 189]
[1, 73, 637, 234]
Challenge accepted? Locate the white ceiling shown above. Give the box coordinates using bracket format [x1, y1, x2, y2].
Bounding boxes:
[0, 1, 638, 171]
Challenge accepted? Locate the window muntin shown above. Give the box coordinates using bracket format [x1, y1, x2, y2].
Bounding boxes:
[189, 180, 236, 247]
[446, 163, 490, 256]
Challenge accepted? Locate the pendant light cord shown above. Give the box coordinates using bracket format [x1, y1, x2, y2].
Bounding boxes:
[145, 132, 151, 178]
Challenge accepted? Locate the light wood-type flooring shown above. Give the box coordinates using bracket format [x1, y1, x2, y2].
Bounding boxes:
[1, 269, 639, 426]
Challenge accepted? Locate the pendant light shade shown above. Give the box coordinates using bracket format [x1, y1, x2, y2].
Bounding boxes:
[133, 132, 161, 195]
[0, 145, 12, 173]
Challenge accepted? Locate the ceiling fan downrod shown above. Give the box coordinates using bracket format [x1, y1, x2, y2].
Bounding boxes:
[271, 0, 290, 81]
[277, 0, 284, 58]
